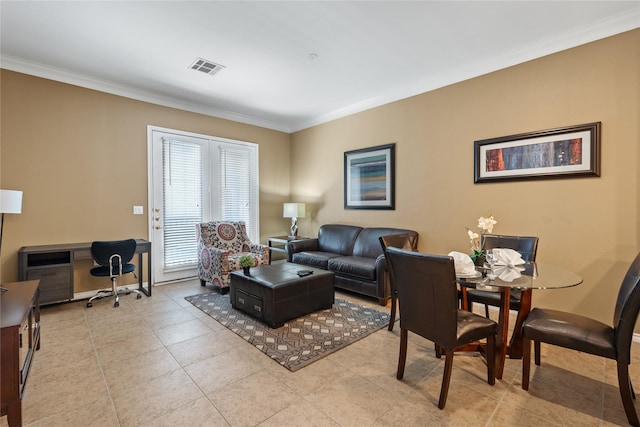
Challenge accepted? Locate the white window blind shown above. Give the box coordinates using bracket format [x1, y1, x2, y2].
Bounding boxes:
[219, 144, 257, 239]
[162, 139, 203, 269]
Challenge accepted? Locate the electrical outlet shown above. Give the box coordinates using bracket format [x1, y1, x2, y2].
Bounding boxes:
[133, 206, 144, 215]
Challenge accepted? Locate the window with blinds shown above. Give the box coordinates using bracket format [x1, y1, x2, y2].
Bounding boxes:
[159, 135, 259, 273]
[162, 139, 203, 269]
[219, 144, 256, 239]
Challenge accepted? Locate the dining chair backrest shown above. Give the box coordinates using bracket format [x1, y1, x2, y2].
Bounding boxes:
[385, 247, 459, 350]
[613, 251, 640, 364]
[379, 233, 418, 283]
[379, 233, 419, 331]
[91, 239, 137, 269]
[483, 234, 539, 262]
[379, 233, 416, 279]
[379, 233, 416, 253]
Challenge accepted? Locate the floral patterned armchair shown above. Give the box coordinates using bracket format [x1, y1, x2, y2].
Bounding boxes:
[196, 221, 270, 292]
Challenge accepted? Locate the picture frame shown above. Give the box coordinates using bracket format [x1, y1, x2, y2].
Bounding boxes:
[474, 122, 601, 183]
[344, 143, 395, 210]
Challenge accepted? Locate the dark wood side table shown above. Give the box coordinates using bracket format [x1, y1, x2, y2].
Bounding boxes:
[266, 236, 310, 263]
[1, 280, 41, 427]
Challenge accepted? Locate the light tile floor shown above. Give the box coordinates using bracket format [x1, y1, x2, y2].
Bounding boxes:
[3, 279, 639, 426]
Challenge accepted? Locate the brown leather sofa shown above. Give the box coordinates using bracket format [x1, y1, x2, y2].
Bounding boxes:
[285, 224, 419, 305]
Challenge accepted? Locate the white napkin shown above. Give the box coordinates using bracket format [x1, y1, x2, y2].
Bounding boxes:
[491, 248, 525, 282]
[492, 248, 525, 267]
[493, 265, 524, 282]
[448, 251, 476, 275]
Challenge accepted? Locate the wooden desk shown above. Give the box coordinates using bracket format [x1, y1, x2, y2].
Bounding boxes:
[18, 239, 151, 305]
[1, 280, 41, 427]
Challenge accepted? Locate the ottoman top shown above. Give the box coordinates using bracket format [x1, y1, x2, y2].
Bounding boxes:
[231, 262, 333, 289]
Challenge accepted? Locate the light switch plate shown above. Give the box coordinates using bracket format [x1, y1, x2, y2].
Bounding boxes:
[133, 206, 144, 215]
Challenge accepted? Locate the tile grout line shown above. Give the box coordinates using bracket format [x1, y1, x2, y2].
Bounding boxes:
[163, 292, 234, 426]
[83, 306, 123, 427]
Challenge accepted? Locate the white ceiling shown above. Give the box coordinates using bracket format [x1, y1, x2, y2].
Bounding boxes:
[1, 1, 639, 133]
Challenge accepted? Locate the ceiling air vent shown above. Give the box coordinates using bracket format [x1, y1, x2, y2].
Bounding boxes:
[189, 58, 225, 76]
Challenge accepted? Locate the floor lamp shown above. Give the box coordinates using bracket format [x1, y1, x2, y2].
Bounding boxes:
[0, 189, 23, 292]
[283, 203, 305, 239]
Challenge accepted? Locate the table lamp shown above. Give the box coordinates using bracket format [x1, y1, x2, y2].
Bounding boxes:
[283, 203, 305, 238]
[0, 189, 23, 292]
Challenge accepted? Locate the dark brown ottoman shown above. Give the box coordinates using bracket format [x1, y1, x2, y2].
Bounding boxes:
[229, 262, 334, 328]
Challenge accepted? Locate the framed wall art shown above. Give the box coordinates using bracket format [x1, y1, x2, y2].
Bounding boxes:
[344, 143, 395, 210]
[474, 122, 601, 183]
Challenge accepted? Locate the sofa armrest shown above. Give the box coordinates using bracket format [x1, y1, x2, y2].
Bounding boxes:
[285, 238, 319, 262]
[375, 253, 393, 303]
[376, 254, 387, 275]
[375, 254, 389, 284]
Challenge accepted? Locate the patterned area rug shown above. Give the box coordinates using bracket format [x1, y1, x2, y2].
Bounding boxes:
[185, 292, 389, 371]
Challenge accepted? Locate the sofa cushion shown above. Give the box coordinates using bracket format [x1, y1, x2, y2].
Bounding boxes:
[318, 224, 363, 256]
[328, 256, 376, 281]
[292, 251, 340, 269]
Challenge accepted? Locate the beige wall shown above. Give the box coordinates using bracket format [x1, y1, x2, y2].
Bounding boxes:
[0, 71, 291, 290]
[1, 29, 638, 325]
[290, 29, 640, 324]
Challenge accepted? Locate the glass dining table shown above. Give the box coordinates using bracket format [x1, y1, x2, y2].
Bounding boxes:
[458, 262, 583, 379]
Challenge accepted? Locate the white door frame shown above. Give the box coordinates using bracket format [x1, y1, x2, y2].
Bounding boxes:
[147, 125, 260, 285]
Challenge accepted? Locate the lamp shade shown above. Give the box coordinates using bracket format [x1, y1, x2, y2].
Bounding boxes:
[0, 190, 23, 214]
[283, 203, 305, 218]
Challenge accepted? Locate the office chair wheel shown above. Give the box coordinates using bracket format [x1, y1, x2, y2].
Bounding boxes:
[114, 301, 119, 307]
[87, 302, 93, 308]
[137, 294, 142, 299]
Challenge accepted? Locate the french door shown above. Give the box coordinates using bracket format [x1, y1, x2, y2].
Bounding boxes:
[148, 126, 259, 284]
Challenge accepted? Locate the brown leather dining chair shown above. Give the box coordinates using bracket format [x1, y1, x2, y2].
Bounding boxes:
[464, 235, 539, 359]
[466, 234, 538, 320]
[379, 234, 418, 331]
[466, 234, 539, 316]
[522, 251, 640, 427]
[384, 247, 498, 409]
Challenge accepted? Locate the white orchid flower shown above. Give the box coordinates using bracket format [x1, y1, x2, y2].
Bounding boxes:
[478, 215, 497, 233]
[466, 215, 497, 260]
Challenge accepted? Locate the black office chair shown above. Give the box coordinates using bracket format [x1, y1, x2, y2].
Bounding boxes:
[384, 247, 497, 409]
[522, 251, 640, 427]
[87, 239, 142, 307]
[379, 234, 418, 331]
[466, 234, 539, 317]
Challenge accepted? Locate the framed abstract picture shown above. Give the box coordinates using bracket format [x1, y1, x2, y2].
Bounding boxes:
[474, 122, 601, 183]
[344, 143, 395, 209]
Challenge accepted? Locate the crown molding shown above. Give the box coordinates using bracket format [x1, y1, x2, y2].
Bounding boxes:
[290, 9, 640, 132]
[2, 6, 637, 134]
[0, 56, 292, 133]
